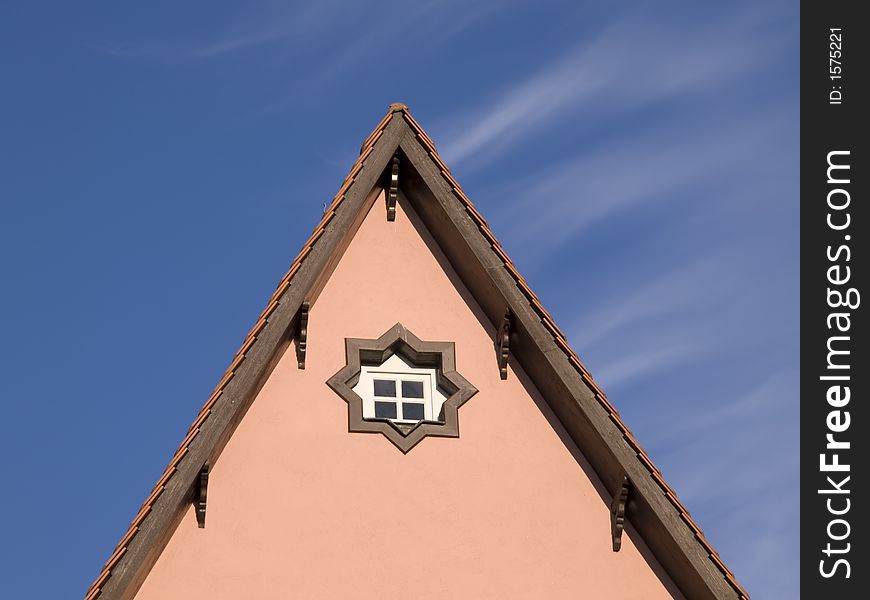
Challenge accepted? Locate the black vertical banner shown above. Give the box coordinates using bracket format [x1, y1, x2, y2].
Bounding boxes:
[802, 3, 868, 598]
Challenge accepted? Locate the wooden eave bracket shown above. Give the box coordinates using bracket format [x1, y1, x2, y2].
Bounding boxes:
[387, 155, 399, 221]
[195, 462, 209, 529]
[497, 308, 512, 380]
[296, 301, 310, 369]
[610, 475, 631, 551]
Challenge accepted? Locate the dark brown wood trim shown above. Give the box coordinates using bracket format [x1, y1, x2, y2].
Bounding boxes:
[610, 475, 630, 551]
[194, 463, 209, 529]
[387, 155, 399, 221]
[497, 308, 512, 380]
[295, 301, 309, 369]
[326, 323, 478, 453]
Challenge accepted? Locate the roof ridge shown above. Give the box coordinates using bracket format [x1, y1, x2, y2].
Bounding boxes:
[86, 104, 748, 600]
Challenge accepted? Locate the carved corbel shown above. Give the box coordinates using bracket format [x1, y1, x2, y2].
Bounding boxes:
[497, 309, 512, 380]
[296, 301, 310, 369]
[610, 475, 631, 551]
[195, 462, 210, 528]
[387, 155, 399, 221]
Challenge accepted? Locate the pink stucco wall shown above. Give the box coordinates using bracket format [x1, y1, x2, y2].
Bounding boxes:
[135, 190, 683, 599]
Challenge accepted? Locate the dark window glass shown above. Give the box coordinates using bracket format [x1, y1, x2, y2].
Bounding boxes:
[401, 380, 424, 399]
[373, 379, 396, 397]
[402, 402, 425, 421]
[374, 401, 398, 419]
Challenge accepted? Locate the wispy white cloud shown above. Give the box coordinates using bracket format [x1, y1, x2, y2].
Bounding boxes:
[440, 6, 789, 166]
[565, 247, 747, 391]
[652, 367, 798, 452]
[262, 0, 501, 109]
[652, 368, 799, 596]
[95, 1, 369, 61]
[97, 0, 498, 67]
[487, 101, 796, 265]
[569, 251, 735, 349]
[181, 22, 292, 59]
[592, 341, 699, 389]
[572, 256, 794, 393]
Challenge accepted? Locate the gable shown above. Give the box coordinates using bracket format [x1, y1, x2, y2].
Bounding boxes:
[86, 105, 747, 600]
[133, 190, 683, 599]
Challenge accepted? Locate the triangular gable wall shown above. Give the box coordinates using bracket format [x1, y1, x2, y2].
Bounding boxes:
[132, 188, 683, 598]
[86, 105, 747, 600]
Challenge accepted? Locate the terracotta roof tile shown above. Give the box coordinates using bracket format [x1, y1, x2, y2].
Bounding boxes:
[203, 387, 223, 408]
[87, 571, 110, 599]
[294, 245, 313, 264]
[186, 409, 211, 434]
[224, 355, 244, 376]
[272, 279, 290, 300]
[212, 369, 235, 393]
[115, 527, 138, 551]
[593, 392, 619, 417]
[152, 467, 176, 491]
[94, 567, 115, 588]
[360, 117, 389, 150]
[237, 335, 258, 357]
[404, 113, 437, 153]
[635, 447, 661, 476]
[85, 105, 747, 600]
[132, 491, 162, 520]
[681, 513, 705, 536]
[103, 546, 127, 573]
[347, 158, 365, 182]
[165, 448, 187, 471]
[283, 262, 302, 282]
[176, 427, 201, 453]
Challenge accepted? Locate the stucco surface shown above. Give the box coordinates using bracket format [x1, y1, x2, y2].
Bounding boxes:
[135, 190, 681, 599]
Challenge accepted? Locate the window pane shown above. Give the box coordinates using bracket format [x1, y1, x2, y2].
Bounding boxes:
[401, 380, 424, 399]
[374, 401, 397, 419]
[402, 402, 425, 421]
[373, 379, 396, 397]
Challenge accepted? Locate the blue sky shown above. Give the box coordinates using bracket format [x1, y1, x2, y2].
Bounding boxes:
[0, 1, 798, 597]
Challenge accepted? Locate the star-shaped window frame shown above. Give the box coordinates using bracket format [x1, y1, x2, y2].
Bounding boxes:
[327, 323, 477, 453]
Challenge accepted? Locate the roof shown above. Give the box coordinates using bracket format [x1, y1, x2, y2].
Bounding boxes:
[85, 103, 748, 600]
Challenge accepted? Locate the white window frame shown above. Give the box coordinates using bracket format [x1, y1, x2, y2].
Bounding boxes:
[369, 371, 431, 423]
[353, 354, 447, 424]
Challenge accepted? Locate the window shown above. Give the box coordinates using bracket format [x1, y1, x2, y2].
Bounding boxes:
[372, 376, 426, 423]
[327, 323, 478, 452]
[352, 353, 448, 425]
